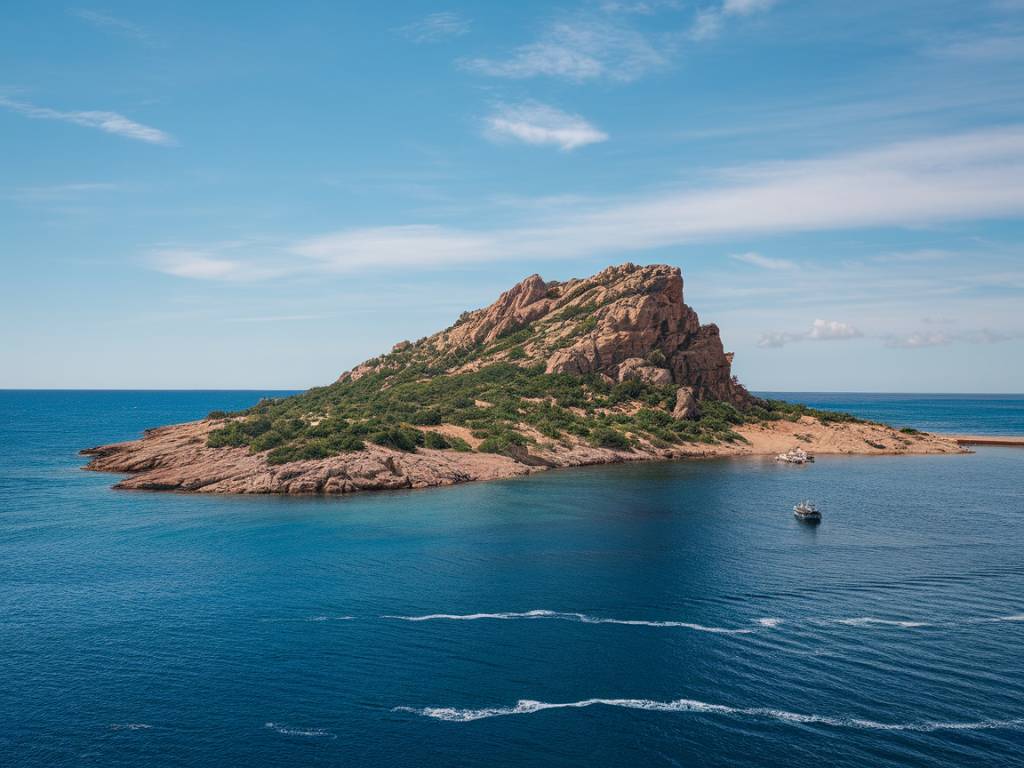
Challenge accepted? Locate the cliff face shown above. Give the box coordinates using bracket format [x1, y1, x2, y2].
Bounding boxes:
[341, 263, 750, 408]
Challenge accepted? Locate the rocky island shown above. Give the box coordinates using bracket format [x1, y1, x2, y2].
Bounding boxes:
[82, 263, 962, 494]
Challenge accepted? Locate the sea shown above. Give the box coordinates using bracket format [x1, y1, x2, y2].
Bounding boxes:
[1, 390, 1023, 767]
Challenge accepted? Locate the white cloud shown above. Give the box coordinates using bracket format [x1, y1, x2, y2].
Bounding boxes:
[10, 182, 117, 201]
[397, 12, 470, 43]
[759, 319, 862, 347]
[808, 319, 861, 340]
[600, 1, 683, 13]
[935, 34, 1024, 61]
[690, 0, 777, 39]
[461, 17, 667, 82]
[292, 226, 495, 271]
[152, 250, 245, 280]
[156, 126, 1024, 278]
[884, 328, 1020, 348]
[730, 251, 795, 270]
[883, 331, 952, 349]
[71, 9, 152, 42]
[0, 97, 174, 145]
[722, 0, 778, 15]
[484, 102, 609, 151]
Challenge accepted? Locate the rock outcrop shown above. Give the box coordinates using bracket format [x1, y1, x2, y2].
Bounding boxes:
[340, 263, 750, 406]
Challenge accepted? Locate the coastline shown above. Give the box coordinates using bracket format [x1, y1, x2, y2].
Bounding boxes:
[81, 416, 966, 496]
[945, 435, 1024, 447]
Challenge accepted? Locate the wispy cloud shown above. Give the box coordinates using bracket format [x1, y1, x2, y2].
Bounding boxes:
[884, 328, 1020, 348]
[0, 97, 174, 145]
[71, 9, 152, 43]
[396, 11, 470, 43]
[154, 125, 1024, 278]
[933, 33, 1024, 61]
[759, 319, 862, 348]
[8, 182, 117, 202]
[600, 0, 683, 14]
[730, 251, 795, 270]
[690, 0, 778, 40]
[226, 314, 326, 323]
[460, 16, 668, 82]
[484, 102, 608, 150]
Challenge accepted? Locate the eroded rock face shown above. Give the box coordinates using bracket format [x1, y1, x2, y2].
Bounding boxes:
[341, 262, 752, 405]
[617, 357, 674, 387]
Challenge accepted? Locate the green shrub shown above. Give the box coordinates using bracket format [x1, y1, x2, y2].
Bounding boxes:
[645, 349, 666, 366]
[369, 426, 423, 452]
[590, 427, 631, 450]
[478, 430, 527, 456]
[423, 431, 451, 449]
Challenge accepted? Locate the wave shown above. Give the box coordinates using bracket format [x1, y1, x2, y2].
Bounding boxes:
[833, 617, 929, 628]
[260, 615, 355, 623]
[995, 614, 1024, 622]
[110, 723, 152, 731]
[394, 697, 1024, 731]
[384, 610, 753, 634]
[265, 722, 335, 738]
[756, 618, 783, 628]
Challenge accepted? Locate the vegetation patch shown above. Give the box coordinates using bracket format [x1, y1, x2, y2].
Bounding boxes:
[205, 361, 860, 465]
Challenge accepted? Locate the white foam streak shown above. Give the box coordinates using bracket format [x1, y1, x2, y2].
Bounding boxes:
[834, 617, 929, 628]
[384, 610, 753, 634]
[395, 698, 1024, 732]
[110, 723, 152, 731]
[757, 617, 783, 628]
[265, 721, 335, 738]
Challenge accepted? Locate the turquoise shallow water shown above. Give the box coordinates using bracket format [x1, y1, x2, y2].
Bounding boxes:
[1, 390, 1023, 767]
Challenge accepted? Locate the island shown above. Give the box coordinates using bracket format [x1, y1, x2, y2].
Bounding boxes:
[81, 263, 963, 494]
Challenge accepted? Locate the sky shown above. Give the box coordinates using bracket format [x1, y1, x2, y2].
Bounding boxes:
[2, 0, 1023, 392]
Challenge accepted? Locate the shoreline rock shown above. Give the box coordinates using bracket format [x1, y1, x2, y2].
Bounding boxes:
[82, 416, 965, 496]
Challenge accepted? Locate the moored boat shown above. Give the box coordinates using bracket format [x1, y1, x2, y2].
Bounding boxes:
[776, 447, 814, 464]
[793, 500, 822, 521]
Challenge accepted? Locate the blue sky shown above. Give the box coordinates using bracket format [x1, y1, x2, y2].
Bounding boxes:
[2, 0, 1023, 391]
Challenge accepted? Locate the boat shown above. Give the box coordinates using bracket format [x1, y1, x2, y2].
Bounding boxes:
[793, 500, 822, 522]
[776, 447, 815, 464]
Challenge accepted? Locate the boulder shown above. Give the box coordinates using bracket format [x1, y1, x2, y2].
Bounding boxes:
[617, 357, 674, 387]
[672, 386, 699, 420]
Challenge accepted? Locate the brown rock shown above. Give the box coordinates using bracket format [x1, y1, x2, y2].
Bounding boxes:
[672, 386, 699, 420]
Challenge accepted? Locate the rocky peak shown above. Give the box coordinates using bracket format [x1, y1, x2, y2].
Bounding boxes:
[340, 262, 751, 406]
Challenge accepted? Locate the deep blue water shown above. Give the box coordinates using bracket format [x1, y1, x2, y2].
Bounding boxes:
[760, 392, 1024, 436]
[2, 390, 1024, 767]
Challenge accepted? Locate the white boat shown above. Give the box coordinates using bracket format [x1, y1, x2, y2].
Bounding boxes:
[776, 447, 814, 464]
[793, 500, 822, 521]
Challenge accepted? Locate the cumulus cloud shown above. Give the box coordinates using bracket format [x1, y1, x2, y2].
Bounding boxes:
[759, 319, 862, 348]
[396, 11, 470, 43]
[461, 17, 667, 82]
[730, 251, 795, 269]
[484, 102, 608, 150]
[0, 97, 174, 145]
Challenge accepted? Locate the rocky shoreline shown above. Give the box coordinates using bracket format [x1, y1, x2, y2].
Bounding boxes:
[81, 416, 964, 496]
